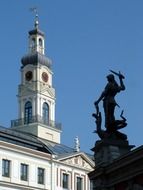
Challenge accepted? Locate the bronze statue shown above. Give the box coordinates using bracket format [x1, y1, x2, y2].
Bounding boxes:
[93, 70, 127, 139]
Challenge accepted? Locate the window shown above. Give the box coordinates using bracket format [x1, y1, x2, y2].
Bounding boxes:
[38, 167, 45, 184]
[24, 101, 32, 124]
[2, 159, 10, 177]
[62, 173, 69, 189]
[31, 38, 36, 48]
[42, 102, 49, 124]
[39, 38, 43, 47]
[77, 177, 83, 190]
[21, 163, 28, 181]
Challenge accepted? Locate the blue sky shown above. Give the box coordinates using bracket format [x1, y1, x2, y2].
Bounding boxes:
[0, 0, 143, 153]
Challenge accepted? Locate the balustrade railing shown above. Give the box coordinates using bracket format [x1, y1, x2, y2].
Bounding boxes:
[11, 115, 61, 130]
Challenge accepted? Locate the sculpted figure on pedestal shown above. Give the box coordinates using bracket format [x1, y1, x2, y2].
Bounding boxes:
[92, 70, 127, 140]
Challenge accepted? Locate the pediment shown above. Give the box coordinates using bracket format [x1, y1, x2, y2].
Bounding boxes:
[41, 86, 55, 98]
[58, 153, 94, 170]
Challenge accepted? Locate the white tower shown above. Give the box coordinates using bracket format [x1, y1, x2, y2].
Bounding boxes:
[11, 17, 62, 143]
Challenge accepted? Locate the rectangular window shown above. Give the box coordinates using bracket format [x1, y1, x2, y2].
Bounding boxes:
[2, 159, 10, 177]
[62, 173, 69, 189]
[77, 177, 83, 190]
[38, 167, 45, 184]
[21, 163, 28, 181]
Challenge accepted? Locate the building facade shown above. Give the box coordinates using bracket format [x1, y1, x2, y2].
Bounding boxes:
[0, 16, 94, 190]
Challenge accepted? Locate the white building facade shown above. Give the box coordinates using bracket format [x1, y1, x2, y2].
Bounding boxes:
[0, 16, 94, 190]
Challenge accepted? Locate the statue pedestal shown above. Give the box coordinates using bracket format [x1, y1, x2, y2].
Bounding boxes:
[91, 138, 134, 166]
[90, 138, 134, 190]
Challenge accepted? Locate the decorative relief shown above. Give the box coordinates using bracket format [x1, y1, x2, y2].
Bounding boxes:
[61, 156, 92, 170]
[39, 83, 55, 97]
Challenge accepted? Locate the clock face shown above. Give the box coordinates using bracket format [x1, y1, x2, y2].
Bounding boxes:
[25, 71, 33, 81]
[42, 72, 48, 82]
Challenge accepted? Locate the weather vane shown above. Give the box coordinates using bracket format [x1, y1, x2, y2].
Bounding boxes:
[30, 7, 39, 28]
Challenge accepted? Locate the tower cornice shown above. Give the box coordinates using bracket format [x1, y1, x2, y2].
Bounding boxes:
[29, 28, 44, 37]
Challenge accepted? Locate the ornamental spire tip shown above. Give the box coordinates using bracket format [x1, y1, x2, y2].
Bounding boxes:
[30, 7, 39, 29]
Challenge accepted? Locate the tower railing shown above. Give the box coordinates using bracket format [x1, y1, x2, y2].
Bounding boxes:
[11, 115, 62, 130]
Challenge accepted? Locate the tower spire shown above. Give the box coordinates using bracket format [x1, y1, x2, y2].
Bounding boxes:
[30, 7, 39, 29]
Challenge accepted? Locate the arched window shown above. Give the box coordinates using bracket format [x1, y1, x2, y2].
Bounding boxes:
[42, 102, 49, 124]
[31, 38, 36, 48]
[24, 101, 32, 124]
[39, 38, 43, 47]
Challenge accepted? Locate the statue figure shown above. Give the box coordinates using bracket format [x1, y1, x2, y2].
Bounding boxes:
[93, 70, 127, 139]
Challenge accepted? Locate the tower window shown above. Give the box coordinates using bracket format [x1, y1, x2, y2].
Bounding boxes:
[39, 38, 43, 47]
[31, 38, 36, 48]
[42, 102, 49, 125]
[24, 101, 32, 124]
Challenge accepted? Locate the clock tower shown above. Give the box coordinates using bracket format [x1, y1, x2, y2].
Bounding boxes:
[11, 17, 62, 143]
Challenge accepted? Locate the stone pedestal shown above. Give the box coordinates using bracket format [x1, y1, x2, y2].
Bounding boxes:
[90, 138, 134, 190]
[91, 138, 134, 166]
